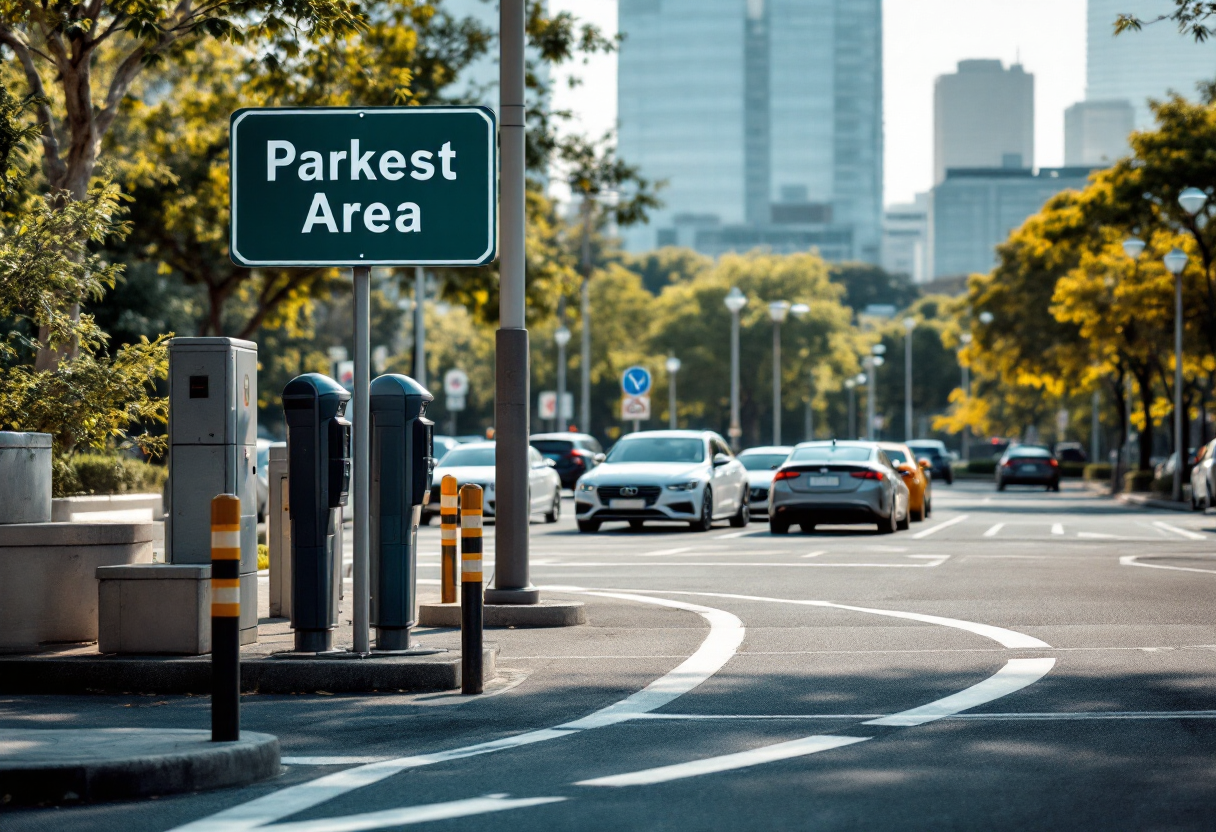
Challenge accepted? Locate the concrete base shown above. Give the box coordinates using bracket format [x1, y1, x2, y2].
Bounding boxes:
[52, 492, 163, 523]
[0, 728, 279, 805]
[0, 644, 498, 695]
[0, 522, 153, 653]
[97, 564, 211, 655]
[418, 600, 586, 628]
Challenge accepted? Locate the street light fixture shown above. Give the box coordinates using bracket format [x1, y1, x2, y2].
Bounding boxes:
[1122, 237, 1146, 260]
[724, 287, 748, 450]
[769, 300, 792, 445]
[1179, 187, 1208, 216]
[903, 317, 916, 440]
[554, 325, 571, 431]
[979, 311, 994, 326]
[665, 355, 682, 429]
[1163, 247, 1188, 502]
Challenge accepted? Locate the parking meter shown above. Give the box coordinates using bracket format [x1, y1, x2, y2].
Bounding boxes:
[369, 374, 435, 651]
[282, 373, 351, 653]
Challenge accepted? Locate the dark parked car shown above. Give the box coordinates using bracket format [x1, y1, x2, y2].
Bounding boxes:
[1054, 441, 1088, 464]
[530, 433, 605, 489]
[907, 439, 953, 485]
[997, 445, 1060, 491]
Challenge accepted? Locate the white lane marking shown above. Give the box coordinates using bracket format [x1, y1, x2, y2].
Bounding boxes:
[608, 590, 1050, 649]
[1077, 532, 1121, 540]
[982, 523, 1004, 538]
[575, 735, 869, 787]
[641, 547, 692, 557]
[168, 591, 742, 832]
[630, 710, 1216, 722]
[1120, 555, 1216, 575]
[801, 550, 827, 558]
[912, 514, 969, 539]
[713, 530, 751, 539]
[1051, 524, 1064, 535]
[257, 795, 566, 832]
[864, 658, 1056, 726]
[532, 561, 949, 569]
[1152, 521, 1208, 541]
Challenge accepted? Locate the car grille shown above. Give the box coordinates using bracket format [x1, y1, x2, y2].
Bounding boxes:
[596, 485, 662, 506]
[749, 486, 769, 501]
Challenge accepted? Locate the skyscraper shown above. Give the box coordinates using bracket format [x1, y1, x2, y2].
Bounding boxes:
[1088, 0, 1216, 129]
[617, 0, 883, 262]
[1064, 99, 1134, 166]
[933, 60, 1034, 184]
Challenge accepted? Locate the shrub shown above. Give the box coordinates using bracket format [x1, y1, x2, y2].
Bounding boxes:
[54, 452, 167, 497]
[1083, 463, 1112, 481]
[257, 544, 269, 571]
[966, 459, 997, 475]
[1059, 462, 1086, 478]
[1123, 469, 1154, 493]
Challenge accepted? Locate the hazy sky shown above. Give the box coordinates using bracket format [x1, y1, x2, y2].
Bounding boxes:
[547, 0, 1088, 207]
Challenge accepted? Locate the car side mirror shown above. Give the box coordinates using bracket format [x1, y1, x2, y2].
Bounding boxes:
[919, 458, 931, 469]
[545, 458, 557, 468]
[594, 453, 606, 464]
[712, 453, 731, 467]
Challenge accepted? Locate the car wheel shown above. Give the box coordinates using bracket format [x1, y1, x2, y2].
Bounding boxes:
[896, 507, 910, 531]
[877, 508, 897, 535]
[924, 499, 931, 518]
[997, 481, 1006, 492]
[629, 519, 645, 531]
[770, 519, 790, 534]
[544, 491, 560, 524]
[911, 505, 925, 522]
[729, 492, 750, 527]
[690, 488, 713, 532]
[419, 513, 432, 526]
[577, 519, 601, 533]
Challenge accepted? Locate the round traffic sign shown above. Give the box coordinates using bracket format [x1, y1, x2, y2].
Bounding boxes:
[621, 366, 652, 396]
[444, 369, 469, 396]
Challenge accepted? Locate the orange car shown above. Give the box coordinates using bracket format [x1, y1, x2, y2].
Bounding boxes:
[879, 442, 932, 521]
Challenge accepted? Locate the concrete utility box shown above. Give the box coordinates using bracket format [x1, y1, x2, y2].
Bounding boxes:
[0, 432, 51, 525]
[166, 337, 259, 643]
[96, 564, 211, 654]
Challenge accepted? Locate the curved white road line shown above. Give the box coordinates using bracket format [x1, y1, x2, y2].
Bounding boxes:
[1120, 554, 1216, 575]
[257, 795, 565, 832]
[169, 592, 743, 832]
[864, 658, 1056, 726]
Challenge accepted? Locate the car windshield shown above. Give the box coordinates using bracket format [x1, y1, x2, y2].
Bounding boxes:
[739, 453, 789, 471]
[439, 447, 495, 467]
[790, 446, 872, 463]
[606, 437, 705, 463]
[907, 444, 941, 456]
[1008, 447, 1050, 459]
[532, 440, 573, 461]
[884, 448, 909, 465]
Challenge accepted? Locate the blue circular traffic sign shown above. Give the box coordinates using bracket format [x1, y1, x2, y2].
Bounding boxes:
[621, 366, 652, 396]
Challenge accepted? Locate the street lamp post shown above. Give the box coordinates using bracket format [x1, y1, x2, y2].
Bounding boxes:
[903, 317, 915, 441]
[724, 287, 748, 450]
[959, 332, 972, 462]
[554, 325, 571, 432]
[666, 355, 681, 429]
[1164, 246, 1189, 503]
[865, 345, 886, 440]
[769, 301, 791, 444]
[844, 378, 857, 440]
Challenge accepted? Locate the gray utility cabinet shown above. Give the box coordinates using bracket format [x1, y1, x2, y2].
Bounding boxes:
[166, 337, 259, 642]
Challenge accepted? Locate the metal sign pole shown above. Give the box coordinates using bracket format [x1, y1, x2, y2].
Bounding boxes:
[487, 0, 537, 605]
[353, 266, 371, 653]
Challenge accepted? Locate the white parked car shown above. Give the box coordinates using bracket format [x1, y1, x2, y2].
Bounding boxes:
[736, 445, 792, 517]
[421, 441, 561, 524]
[1192, 439, 1216, 511]
[574, 430, 749, 532]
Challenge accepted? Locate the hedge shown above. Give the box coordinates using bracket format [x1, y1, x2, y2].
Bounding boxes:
[53, 453, 168, 498]
[966, 459, 998, 475]
[1083, 463, 1112, 481]
[1123, 470, 1154, 493]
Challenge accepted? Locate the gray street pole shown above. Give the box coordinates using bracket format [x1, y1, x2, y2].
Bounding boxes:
[772, 321, 782, 445]
[666, 355, 681, 429]
[866, 359, 876, 440]
[352, 266, 371, 653]
[904, 318, 915, 440]
[960, 332, 972, 462]
[556, 324, 570, 433]
[579, 197, 593, 434]
[1174, 270, 1184, 502]
[804, 373, 813, 441]
[730, 312, 741, 448]
[487, 0, 536, 605]
[846, 382, 856, 439]
[414, 267, 426, 388]
[1091, 389, 1100, 464]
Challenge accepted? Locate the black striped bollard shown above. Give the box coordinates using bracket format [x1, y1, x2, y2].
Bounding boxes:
[460, 483, 484, 695]
[440, 475, 458, 604]
[211, 494, 242, 741]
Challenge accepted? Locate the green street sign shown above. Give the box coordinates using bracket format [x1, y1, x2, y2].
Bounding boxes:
[229, 106, 497, 267]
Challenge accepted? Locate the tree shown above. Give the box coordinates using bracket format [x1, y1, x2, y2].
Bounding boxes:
[1115, 1, 1216, 41]
[618, 247, 711, 295]
[828, 262, 919, 315]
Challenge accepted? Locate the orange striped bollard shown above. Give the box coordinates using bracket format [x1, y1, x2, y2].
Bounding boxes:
[440, 476, 458, 604]
[211, 494, 241, 741]
[460, 483, 484, 695]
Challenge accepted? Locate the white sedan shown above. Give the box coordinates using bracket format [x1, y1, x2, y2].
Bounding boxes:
[422, 441, 562, 524]
[573, 430, 749, 532]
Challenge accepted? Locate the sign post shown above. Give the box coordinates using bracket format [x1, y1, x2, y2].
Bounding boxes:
[621, 366, 652, 433]
[231, 106, 496, 653]
[444, 369, 468, 434]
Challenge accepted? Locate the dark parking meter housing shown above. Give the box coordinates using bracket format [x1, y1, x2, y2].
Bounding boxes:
[369, 374, 435, 651]
[282, 373, 351, 652]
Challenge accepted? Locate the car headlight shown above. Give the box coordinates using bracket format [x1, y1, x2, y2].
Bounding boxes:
[577, 482, 595, 493]
[667, 480, 700, 491]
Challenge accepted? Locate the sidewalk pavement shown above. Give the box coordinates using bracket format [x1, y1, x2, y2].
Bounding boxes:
[0, 727, 279, 805]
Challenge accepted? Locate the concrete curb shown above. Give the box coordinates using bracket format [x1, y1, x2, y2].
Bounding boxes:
[1116, 493, 1193, 512]
[0, 645, 497, 695]
[0, 728, 279, 805]
[418, 600, 586, 628]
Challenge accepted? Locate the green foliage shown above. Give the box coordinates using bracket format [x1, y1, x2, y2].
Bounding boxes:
[1084, 462, 1113, 481]
[54, 452, 167, 498]
[828, 262, 919, 314]
[619, 247, 712, 295]
[966, 459, 998, 475]
[1059, 462, 1086, 478]
[1124, 469, 1155, 493]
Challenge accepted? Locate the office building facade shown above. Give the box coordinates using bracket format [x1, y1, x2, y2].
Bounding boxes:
[1064, 99, 1134, 166]
[881, 193, 929, 284]
[934, 60, 1034, 184]
[618, 0, 883, 262]
[1088, 0, 1216, 129]
[930, 168, 1094, 279]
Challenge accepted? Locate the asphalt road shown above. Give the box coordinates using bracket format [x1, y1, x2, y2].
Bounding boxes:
[5, 480, 1216, 830]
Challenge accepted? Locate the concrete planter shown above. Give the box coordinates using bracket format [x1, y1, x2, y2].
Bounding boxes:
[52, 493, 164, 523]
[0, 432, 51, 524]
[0, 523, 154, 653]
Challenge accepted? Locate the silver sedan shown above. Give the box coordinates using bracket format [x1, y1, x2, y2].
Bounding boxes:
[768, 441, 910, 535]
